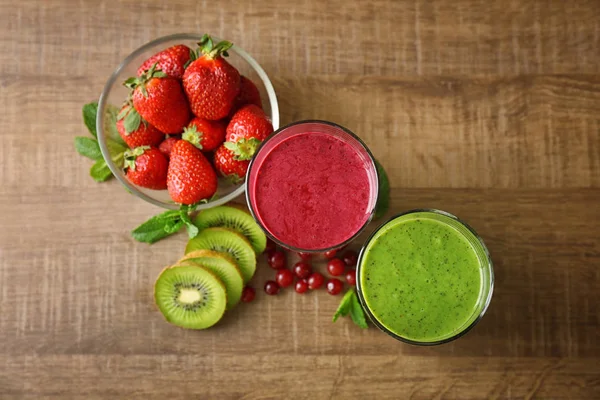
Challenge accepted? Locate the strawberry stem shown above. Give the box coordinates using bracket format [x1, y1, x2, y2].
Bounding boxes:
[197, 33, 233, 59]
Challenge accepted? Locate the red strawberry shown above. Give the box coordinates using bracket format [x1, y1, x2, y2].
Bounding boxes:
[214, 144, 250, 183]
[182, 118, 226, 152]
[167, 140, 218, 204]
[125, 63, 190, 134]
[137, 44, 192, 79]
[158, 136, 180, 159]
[229, 76, 262, 116]
[124, 146, 168, 190]
[183, 34, 241, 120]
[116, 104, 164, 149]
[226, 104, 274, 143]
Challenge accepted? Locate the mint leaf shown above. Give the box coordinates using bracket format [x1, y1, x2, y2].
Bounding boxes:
[90, 159, 112, 182]
[333, 289, 355, 323]
[105, 104, 126, 145]
[374, 159, 390, 220]
[179, 206, 199, 239]
[107, 138, 128, 156]
[83, 103, 98, 137]
[74, 136, 102, 160]
[349, 291, 368, 329]
[131, 210, 184, 244]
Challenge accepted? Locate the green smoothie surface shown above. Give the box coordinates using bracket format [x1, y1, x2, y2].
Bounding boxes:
[359, 213, 482, 342]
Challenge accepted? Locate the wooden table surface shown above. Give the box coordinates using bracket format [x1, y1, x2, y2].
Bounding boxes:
[1, 0, 599, 398]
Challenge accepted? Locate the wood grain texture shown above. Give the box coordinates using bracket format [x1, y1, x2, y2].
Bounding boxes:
[1, 0, 599, 398]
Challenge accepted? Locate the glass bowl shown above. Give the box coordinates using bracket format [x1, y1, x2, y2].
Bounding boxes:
[96, 33, 279, 210]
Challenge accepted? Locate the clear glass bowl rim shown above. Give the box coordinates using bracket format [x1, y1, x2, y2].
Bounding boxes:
[245, 119, 380, 253]
[355, 208, 495, 346]
[96, 33, 280, 210]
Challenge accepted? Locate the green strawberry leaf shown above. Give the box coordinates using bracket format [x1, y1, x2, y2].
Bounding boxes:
[131, 210, 184, 244]
[224, 138, 261, 161]
[333, 289, 355, 323]
[349, 291, 368, 329]
[74, 136, 102, 160]
[90, 159, 113, 182]
[374, 159, 390, 220]
[123, 107, 141, 134]
[83, 102, 98, 137]
[182, 126, 203, 149]
[180, 210, 199, 239]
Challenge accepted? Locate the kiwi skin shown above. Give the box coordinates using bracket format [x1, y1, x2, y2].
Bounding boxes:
[193, 205, 267, 254]
[178, 250, 244, 309]
[154, 264, 227, 330]
[185, 227, 257, 283]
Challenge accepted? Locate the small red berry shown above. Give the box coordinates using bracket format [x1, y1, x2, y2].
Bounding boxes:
[327, 258, 346, 276]
[293, 261, 312, 279]
[268, 251, 286, 270]
[326, 278, 343, 295]
[307, 272, 325, 290]
[241, 286, 256, 302]
[297, 252, 312, 261]
[323, 249, 337, 259]
[342, 250, 359, 267]
[264, 280, 280, 295]
[295, 279, 309, 294]
[345, 269, 357, 286]
[275, 269, 294, 288]
[265, 238, 276, 253]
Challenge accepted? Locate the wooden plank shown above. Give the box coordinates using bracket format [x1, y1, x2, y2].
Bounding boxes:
[0, 355, 598, 399]
[1, 75, 599, 189]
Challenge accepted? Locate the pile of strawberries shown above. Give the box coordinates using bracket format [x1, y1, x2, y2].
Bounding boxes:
[117, 34, 274, 205]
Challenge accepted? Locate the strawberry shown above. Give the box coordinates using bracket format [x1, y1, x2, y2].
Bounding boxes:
[214, 144, 250, 183]
[183, 34, 241, 120]
[137, 44, 192, 79]
[158, 136, 180, 159]
[229, 76, 262, 116]
[182, 118, 226, 152]
[225, 104, 274, 143]
[124, 146, 168, 190]
[167, 139, 218, 204]
[116, 104, 164, 149]
[125, 63, 190, 134]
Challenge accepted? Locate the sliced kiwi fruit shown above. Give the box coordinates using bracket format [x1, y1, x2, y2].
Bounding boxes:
[178, 250, 244, 309]
[185, 227, 256, 283]
[154, 265, 227, 330]
[194, 204, 267, 254]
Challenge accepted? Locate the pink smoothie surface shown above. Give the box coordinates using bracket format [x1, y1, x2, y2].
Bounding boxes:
[251, 131, 373, 250]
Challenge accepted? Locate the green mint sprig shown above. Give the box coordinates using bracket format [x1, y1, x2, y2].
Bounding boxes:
[131, 205, 199, 244]
[75, 102, 128, 182]
[374, 159, 390, 220]
[333, 288, 368, 329]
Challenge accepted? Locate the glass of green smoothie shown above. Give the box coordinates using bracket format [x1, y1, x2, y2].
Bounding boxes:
[356, 209, 494, 345]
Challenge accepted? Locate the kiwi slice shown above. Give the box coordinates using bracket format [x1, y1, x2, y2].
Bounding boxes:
[178, 250, 244, 309]
[194, 205, 267, 254]
[154, 265, 226, 330]
[185, 227, 256, 283]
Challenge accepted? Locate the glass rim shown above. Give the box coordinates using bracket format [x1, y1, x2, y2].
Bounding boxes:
[355, 208, 495, 346]
[96, 33, 280, 211]
[245, 119, 380, 253]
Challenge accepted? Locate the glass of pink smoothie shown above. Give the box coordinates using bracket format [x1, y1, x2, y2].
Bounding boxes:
[246, 121, 379, 253]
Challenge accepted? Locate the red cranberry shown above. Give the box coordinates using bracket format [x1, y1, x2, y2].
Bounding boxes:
[327, 258, 346, 276]
[342, 250, 358, 267]
[268, 251, 286, 270]
[297, 252, 312, 261]
[323, 249, 337, 259]
[241, 286, 256, 302]
[275, 269, 294, 288]
[293, 261, 312, 279]
[265, 238, 276, 253]
[295, 279, 309, 294]
[264, 280, 280, 295]
[307, 272, 325, 290]
[345, 269, 357, 286]
[326, 278, 343, 295]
